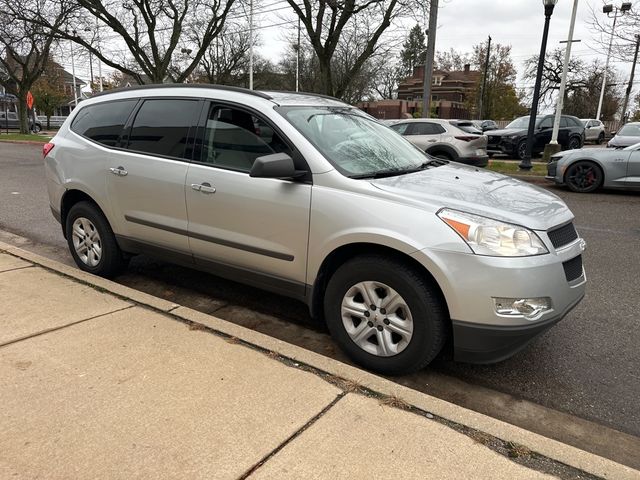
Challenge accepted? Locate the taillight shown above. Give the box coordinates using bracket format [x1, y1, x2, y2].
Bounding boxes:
[454, 136, 477, 142]
[43, 142, 54, 158]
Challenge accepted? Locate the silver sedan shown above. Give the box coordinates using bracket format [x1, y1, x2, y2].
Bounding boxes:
[546, 143, 640, 193]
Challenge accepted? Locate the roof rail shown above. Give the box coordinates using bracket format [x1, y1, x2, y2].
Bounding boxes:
[266, 90, 342, 102]
[91, 83, 273, 100]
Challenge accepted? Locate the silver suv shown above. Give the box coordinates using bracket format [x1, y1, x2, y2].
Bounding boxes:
[387, 118, 488, 167]
[44, 85, 586, 374]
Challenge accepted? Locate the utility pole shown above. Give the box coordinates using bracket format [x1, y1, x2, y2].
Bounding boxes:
[621, 34, 640, 123]
[550, 0, 579, 146]
[421, 0, 438, 118]
[70, 38, 78, 110]
[249, 0, 254, 90]
[479, 35, 491, 120]
[296, 17, 300, 92]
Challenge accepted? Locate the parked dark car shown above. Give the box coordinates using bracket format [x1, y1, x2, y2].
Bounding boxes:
[0, 111, 43, 133]
[487, 115, 585, 160]
[473, 120, 498, 132]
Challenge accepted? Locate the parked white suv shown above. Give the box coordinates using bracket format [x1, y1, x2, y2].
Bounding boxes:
[44, 85, 586, 374]
[387, 118, 488, 166]
[580, 119, 605, 144]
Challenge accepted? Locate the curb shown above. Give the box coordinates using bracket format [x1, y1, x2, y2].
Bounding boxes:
[0, 139, 49, 145]
[0, 240, 637, 480]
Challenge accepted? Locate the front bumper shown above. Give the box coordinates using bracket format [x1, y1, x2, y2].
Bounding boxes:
[457, 155, 489, 167]
[411, 233, 586, 364]
[487, 138, 517, 155]
[452, 293, 583, 363]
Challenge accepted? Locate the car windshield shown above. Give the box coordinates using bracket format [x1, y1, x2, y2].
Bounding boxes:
[617, 124, 640, 136]
[506, 116, 543, 129]
[276, 106, 432, 178]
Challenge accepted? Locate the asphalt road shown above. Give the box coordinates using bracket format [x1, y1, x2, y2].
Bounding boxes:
[2, 142, 639, 468]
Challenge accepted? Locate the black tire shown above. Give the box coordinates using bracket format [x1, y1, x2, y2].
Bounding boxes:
[65, 201, 128, 277]
[567, 136, 581, 150]
[596, 132, 605, 145]
[31, 124, 41, 134]
[516, 140, 528, 160]
[564, 161, 603, 193]
[323, 255, 447, 375]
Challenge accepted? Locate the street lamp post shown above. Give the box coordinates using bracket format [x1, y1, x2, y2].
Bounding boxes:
[596, 2, 632, 121]
[520, 0, 558, 171]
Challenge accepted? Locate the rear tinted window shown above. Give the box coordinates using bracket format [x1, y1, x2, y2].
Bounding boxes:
[71, 100, 137, 147]
[409, 122, 445, 135]
[126, 99, 200, 159]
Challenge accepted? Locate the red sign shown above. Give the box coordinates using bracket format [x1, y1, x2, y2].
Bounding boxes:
[26, 91, 34, 110]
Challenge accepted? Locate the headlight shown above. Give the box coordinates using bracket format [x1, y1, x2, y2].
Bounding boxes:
[437, 209, 548, 257]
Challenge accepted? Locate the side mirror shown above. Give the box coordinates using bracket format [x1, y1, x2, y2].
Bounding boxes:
[250, 153, 307, 180]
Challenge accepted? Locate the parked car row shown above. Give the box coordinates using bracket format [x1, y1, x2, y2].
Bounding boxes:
[0, 111, 42, 133]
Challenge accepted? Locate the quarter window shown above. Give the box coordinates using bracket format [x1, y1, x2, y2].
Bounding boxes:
[71, 100, 137, 147]
[126, 99, 200, 159]
[196, 105, 291, 172]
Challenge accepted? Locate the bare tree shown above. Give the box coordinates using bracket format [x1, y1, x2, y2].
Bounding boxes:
[14, 0, 237, 84]
[198, 25, 251, 85]
[284, 0, 414, 98]
[0, 0, 72, 133]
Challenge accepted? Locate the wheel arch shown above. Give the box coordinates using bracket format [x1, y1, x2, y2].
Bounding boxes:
[60, 189, 111, 239]
[309, 242, 450, 325]
[425, 144, 458, 160]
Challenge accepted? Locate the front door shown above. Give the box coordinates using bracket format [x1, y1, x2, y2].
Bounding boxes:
[106, 98, 202, 253]
[185, 102, 311, 297]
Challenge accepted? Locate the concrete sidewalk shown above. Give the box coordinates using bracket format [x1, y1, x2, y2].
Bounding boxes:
[0, 245, 637, 479]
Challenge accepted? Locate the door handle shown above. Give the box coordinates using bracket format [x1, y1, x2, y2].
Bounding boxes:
[192, 182, 216, 194]
[109, 166, 128, 176]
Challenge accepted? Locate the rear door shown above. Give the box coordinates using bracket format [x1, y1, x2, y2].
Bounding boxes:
[184, 102, 311, 296]
[405, 122, 444, 150]
[105, 97, 202, 253]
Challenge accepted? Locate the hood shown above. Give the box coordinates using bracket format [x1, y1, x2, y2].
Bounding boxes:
[608, 135, 638, 147]
[369, 163, 572, 231]
[486, 128, 525, 137]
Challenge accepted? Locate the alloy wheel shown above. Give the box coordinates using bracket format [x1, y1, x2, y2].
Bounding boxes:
[71, 217, 102, 267]
[340, 281, 414, 357]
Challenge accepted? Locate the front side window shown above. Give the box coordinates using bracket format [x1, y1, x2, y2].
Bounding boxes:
[71, 100, 137, 147]
[277, 106, 430, 178]
[196, 105, 291, 172]
[126, 99, 200, 159]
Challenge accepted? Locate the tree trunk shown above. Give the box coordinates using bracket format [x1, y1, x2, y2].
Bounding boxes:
[46, 116, 51, 130]
[318, 59, 334, 97]
[17, 92, 29, 134]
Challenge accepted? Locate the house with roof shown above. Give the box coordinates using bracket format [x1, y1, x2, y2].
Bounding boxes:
[358, 64, 481, 120]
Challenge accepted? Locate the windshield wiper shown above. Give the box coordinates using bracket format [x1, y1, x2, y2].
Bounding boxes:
[349, 158, 448, 179]
[307, 108, 365, 122]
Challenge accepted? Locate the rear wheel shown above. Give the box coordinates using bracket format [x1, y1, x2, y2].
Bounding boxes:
[596, 132, 605, 145]
[568, 136, 582, 150]
[323, 255, 447, 375]
[65, 201, 128, 277]
[31, 124, 41, 134]
[564, 161, 603, 193]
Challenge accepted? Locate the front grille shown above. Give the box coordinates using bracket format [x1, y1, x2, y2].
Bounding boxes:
[548, 222, 578, 249]
[563, 255, 583, 282]
[547, 161, 557, 177]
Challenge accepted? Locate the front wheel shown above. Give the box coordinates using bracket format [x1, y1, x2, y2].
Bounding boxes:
[564, 161, 603, 193]
[31, 124, 41, 134]
[516, 140, 528, 160]
[65, 201, 128, 277]
[323, 255, 447, 375]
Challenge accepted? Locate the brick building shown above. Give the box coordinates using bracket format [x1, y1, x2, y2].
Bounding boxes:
[359, 64, 481, 120]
